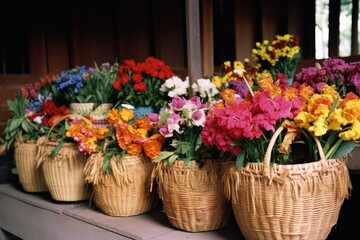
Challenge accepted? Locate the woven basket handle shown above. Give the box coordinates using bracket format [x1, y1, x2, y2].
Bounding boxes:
[263, 126, 326, 177]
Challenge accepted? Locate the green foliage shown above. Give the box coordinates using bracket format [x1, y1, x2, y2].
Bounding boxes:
[3, 92, 39, 150]
[89, 62, 118, 107]
[101, 140, 127, 175]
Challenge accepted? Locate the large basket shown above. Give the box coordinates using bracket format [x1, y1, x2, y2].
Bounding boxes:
[224, 126, 352, 240]
[14, 140, 48, 192]
[38, 141, 91, 201]
[152, 159, 232, 232]
[84, 153, 158, 216]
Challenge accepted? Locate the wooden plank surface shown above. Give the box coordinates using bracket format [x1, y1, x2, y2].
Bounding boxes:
[0, 183, 244, 240]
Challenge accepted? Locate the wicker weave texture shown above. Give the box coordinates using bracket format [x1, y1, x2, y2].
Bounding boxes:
[14, 141, 48, 192]
[70, 103, 113, 128]
[88, 154, 157, 216]
[40, 141, 90, 201]
[155, 160, 232, 232]
[224, 126, 352, 240]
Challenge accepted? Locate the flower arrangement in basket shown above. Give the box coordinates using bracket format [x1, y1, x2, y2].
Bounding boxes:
[252, 34, 301, 83]
[67, 106, 162, 216]
[293, 57, 360, 96]
[202, 75, 311, 167]
[55, 62, 118, 107]
[202, 72, 355, 239]
[1, 75, 59, 192]
[151, 96, 209, 166]
[55, 62, 118, 127]
[150, 96, 232, 232]
[112, 57, 175, 112]
[210, 59, 259, 98]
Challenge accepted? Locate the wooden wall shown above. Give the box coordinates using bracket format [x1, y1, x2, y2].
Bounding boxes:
[0, 0, 343, 136]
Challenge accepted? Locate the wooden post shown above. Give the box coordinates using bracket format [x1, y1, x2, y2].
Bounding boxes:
[185, 0, 202, 96]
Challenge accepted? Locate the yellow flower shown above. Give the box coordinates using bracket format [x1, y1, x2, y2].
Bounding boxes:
[328, 108, 347, 130]
[341, 99, 360, 122]
[294, 112, 311, 129]
[107, 108, 135, 125]
[309, 115, 329, 136]
[212, 76, 222, 88]
[339, 121, 360, 140]
[234, 61, 244, 70]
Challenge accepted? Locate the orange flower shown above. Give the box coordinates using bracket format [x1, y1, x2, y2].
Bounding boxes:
[143, 135, 163, 159]
[134, 117, 152, 131]
[127, 143, 143, 155]
[220, 89, 236, 103]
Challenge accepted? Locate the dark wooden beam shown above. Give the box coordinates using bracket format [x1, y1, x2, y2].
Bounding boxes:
[329, 0, 340, 57]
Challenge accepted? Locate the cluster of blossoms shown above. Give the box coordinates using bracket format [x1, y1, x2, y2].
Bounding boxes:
[55, 66, 90, 103]
[294, 85, 360, 158]
[112, 57, 175, 110]
[67, 107, 164, 159]
[21, 75, 58, 112]
[211, 60, 258, 98]
[201, 76, 313, 165]
[160, 76, 189, 98]
[151, 96, 208, 165]
[66, 118, 108, 154]
[252, 34, 301, 79]
[191, 78, 219, 103]
[294, 58, 360, 96]
[26, 99, 68, 127]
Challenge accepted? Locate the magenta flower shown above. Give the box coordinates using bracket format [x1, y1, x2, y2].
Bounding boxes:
[294, 58, 359, 96]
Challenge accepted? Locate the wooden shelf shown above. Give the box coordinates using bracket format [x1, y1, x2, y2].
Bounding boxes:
[0, 183, 243, 240]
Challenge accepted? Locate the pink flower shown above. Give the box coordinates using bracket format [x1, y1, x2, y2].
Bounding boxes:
[171, 96, 186, 110]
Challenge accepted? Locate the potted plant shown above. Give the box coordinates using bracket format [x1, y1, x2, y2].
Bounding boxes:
[34, 97, 92, 202]
[68, 106, 162, 216]
[202, 75, 355, 239]
[251, 34, 302, 86]
[112, 57, 175, 118]
[55, 62, 118, 127]
[150, 96, 232, 232]
[1, 75, 60, 192]
[293, 57, 360, 171]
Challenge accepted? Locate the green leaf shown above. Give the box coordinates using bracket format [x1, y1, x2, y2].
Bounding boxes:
[21, 120, 31, 133]
[8, 117, 23, 132]
[168, 154, 179, 165]
[236, 151, 245, 170]
[332, 141, 357, 159]
[152, 151, 174, 162]
[50, 141, 65, 159]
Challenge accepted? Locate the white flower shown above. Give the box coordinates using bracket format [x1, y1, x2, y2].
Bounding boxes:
[191, 78, 219, 99]
[33, 116, 43, 124]
[121, 104, 134, 110]
[160, 76, 189, 97]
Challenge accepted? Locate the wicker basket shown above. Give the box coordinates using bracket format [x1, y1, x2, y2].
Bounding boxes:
[38, 141, 90, 201]
[70, 103, 113, 128]
[152, 159, 232, 232]
[224, 126, 352, 240]
[14, 140, 48, 192]
[84, 153, 158, 216]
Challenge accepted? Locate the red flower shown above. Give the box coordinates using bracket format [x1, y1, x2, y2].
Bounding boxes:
[134, 82, 146, 92]
[132, 72, 143, 83]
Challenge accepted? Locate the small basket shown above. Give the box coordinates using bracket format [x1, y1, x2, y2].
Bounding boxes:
[152, 159, 232, 232]
[84, 153, 158, 216]
[38, 141, 90, 201]
[224, 126, 352, 240]
[14, 140, 48, 192]
[69, 103, 113, 128]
